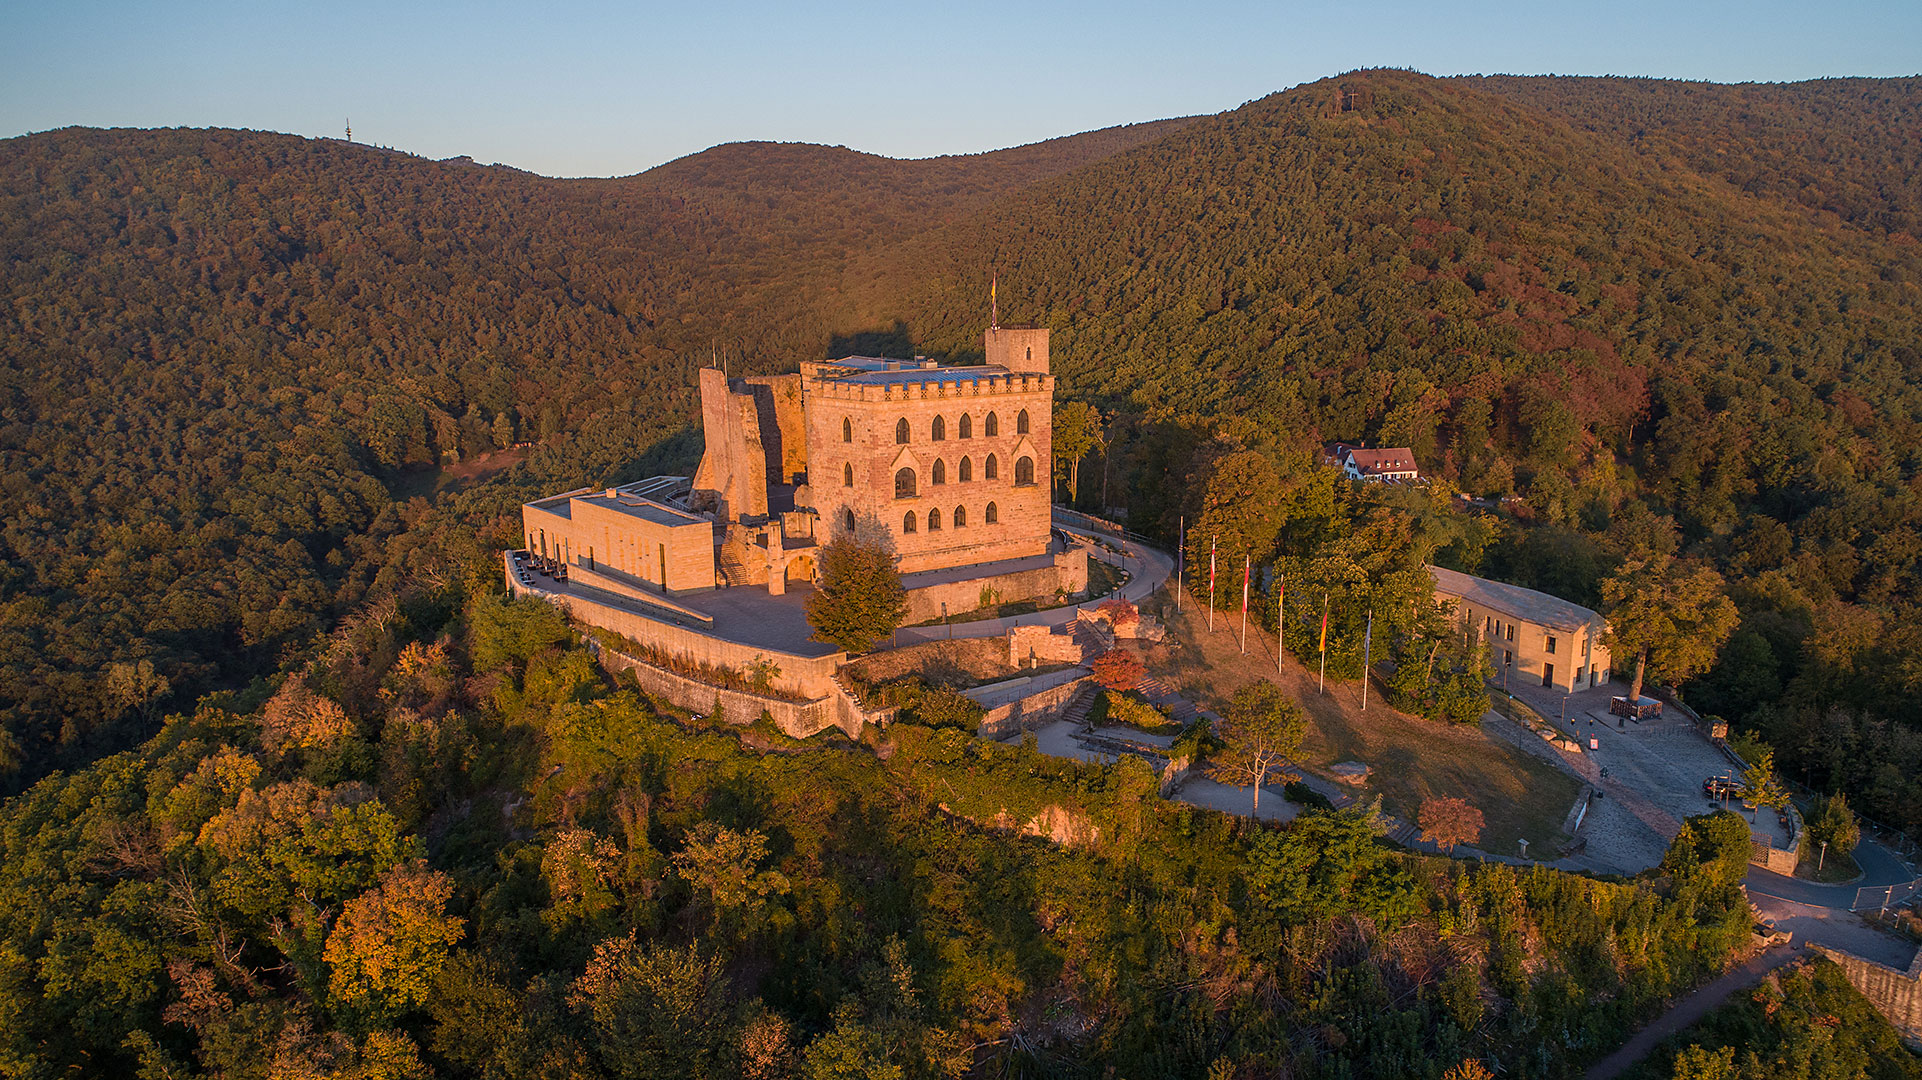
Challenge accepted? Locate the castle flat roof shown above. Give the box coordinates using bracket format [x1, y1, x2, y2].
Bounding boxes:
[588, 493, 707, 528]
[1429, 565, 1604, 633]
[829, 361, 1023, 387]
[524, 479, 708, 528]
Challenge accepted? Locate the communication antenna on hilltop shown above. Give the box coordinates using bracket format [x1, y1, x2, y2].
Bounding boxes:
[345, 118, 352, 142]
[990, 269, 998, 331]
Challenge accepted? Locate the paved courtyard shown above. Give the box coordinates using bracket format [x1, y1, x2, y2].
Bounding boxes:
[1500, 679, 1793, 874]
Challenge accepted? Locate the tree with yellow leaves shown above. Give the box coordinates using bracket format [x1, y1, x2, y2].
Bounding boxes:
[323, 861, 463, 1016]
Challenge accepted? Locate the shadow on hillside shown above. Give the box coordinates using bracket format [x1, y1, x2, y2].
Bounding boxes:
[828, 322, 918, 361]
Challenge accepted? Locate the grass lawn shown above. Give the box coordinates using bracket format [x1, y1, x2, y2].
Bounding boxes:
[1796, 843, 1862, 884]
[1140, 587, 1581, 855]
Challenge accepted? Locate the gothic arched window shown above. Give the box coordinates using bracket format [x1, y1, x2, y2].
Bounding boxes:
[895, 468, 916, 498]
[959, 414, 972, 439]
[843, 463, 853, 487]
[932, 459, 946, 485]
[1016, 409, 1030, 435]
[928, 508, 942, 531]
[842, 417, 852, 443]
[984, 454, 999, 481]
[985, 501, 998, 525]
[954, 504, 967, 528]
[985, 412, 999, 437]
[842, 508, 855, 531]
[902, 511, 917, 534]
[895, 418, 909, 444]
[1015, 456, 1035, 486]
[958, 456, 972, 483]
[931, 416, 945, 441]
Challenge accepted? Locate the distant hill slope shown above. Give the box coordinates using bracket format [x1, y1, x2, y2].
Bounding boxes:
[1463, 75, 1922, 238]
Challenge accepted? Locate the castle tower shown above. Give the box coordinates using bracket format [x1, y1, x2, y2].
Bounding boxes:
[985, 326, 1049, 375]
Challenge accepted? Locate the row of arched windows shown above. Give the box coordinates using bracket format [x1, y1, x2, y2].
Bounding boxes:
[837, 503, 1000, 534]
[880, 409, 1030, 445]
[901, 502, 997, 534]
[887, 454, 1034, 497]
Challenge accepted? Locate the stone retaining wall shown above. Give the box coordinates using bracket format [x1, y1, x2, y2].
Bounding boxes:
[510, 569, 845, 699]
[903, 549, 1089, 624]
[595, 646, 852, 739]
[1811, 946, 1922, 1050]
[977, 676, 1096, 739]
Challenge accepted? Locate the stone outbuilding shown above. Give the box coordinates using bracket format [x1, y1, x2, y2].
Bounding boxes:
[1430, 565, 1612, 693]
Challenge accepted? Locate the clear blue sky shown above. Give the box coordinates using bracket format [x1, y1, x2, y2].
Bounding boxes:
[4, 1, 1916, 178]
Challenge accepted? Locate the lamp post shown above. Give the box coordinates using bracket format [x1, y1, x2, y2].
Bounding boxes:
[1819, 839, 1828, 873]
[1518, 838, 1529, 861]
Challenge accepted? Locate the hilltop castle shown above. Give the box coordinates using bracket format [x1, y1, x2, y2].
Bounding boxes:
[516, 324, 1085, 645]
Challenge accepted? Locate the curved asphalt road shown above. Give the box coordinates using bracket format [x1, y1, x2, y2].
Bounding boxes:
[1745, 838, 1915, 908]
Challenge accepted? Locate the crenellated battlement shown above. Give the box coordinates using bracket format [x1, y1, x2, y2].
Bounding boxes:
[814, 373, 1054, 402]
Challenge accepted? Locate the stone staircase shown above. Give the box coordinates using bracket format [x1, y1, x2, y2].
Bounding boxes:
[1384, 818, 1424, 848]
[1134, 676, 1197, 724]
[1071, 614, 1115, 660]
[1058, 684, 1098, 729]
[717, 547, 756, 588]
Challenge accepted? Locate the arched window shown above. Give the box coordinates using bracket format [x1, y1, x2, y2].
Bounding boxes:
[842, 417, 852, 443]
[985, 412, 999, 437]
[932, 459, 946, 485]
[931, 416, 945, 441]
[1025, 345, 1032, 361]
[843, 463, 853, 487]
[902, 511, 917, 534]
[985, 501, 998, 525]
[895, 418, 909, 444]
[1017, 409, 1030, 435]
[842, 508, 855, 532]
[1015, 456, 1035, 486]
[954, 504, 967, 528]
[927, 508, 942, 531]
[984, 454, 998, 480]
[958, 456, 972, 483]
[959, 414, 972, 439]
[895, 468, 916, 498]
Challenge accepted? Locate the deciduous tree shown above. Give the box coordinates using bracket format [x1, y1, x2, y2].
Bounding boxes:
[1418, 796, 1485, 853]
[806, 538, 906, 654]
[1212, 680, 1307, 815]
[1600, 552, 1739, 705]
[323, 861, 464, 1016]
[1090, 648, 1146, 691]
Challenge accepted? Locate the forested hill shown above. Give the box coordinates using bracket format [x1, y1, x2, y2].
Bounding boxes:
[1462, 75, 1922, 239]
[3, 71, 1922, 807]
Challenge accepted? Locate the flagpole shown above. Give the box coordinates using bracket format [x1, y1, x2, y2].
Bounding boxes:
[1318, 593, 1329, 695]
[1277, 572, 1285, 677]
[1176, 516, 1184, 614]
[1361, 609, 1374, 711]
[1239, 554, 1249, 654]
[1208, 537, 1217, 633]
